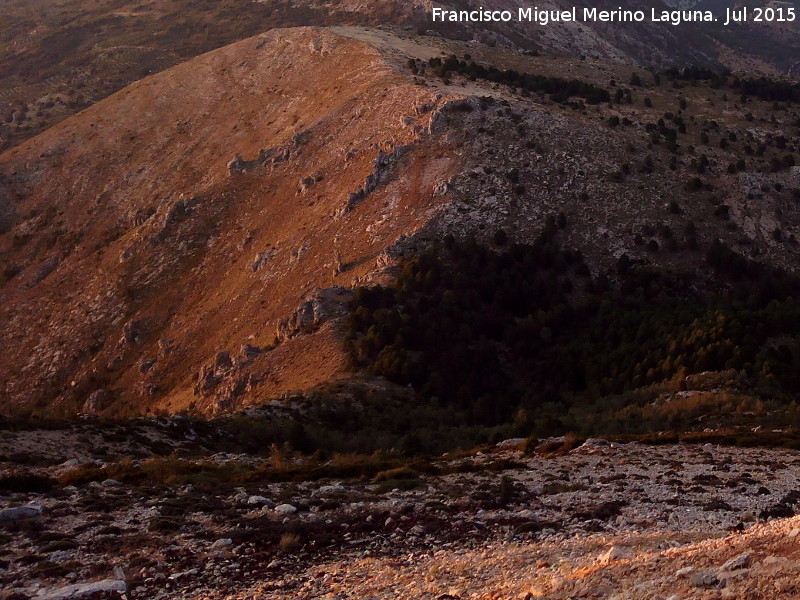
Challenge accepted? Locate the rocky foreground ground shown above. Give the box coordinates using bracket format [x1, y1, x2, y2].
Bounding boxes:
[2, 427, 800, 600]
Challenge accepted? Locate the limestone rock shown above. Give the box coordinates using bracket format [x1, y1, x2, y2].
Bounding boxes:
[690, 571, 719, 588]
[276, 287, 350, 342]
[82, 390, 110, 413]
[721, 552, 751, 572]
[597, 546, 632, 565]
[275, 503, 297, 515]
[0, 504, 43, 523]
[247, 495, 272, 507]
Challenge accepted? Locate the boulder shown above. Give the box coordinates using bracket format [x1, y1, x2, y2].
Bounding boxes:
[596, 545, 631, 565]
[298, 176, 316, 193]
[0, 504, 43, 523]
[720, 552, 751, 571]
[675, 566, 695, 578]
[274, 504, 297, 515]
[313, 485, 347, 497]
[241, 344, 263, 359]
[689, 571, 719, 588]
[247, 495, 271, 507]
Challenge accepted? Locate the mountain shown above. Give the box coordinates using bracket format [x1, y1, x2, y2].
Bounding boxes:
[0, 26, 456, 416]
[2, 25, 800, 421]
[3, 13, 800, 600]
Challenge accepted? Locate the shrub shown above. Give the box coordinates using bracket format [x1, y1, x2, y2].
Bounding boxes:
[279, 533, 301, 552]
[148, 517, 181, 534]
[373, 466, 418, 484]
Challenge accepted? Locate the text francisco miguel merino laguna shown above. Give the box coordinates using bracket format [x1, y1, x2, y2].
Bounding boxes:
[431, 5, 797, 26]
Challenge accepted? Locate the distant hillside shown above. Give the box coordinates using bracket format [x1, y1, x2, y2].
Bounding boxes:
[1, 0, 797, 152]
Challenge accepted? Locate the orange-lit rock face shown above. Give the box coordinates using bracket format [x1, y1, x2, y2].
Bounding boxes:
[0, 27, 463, 417]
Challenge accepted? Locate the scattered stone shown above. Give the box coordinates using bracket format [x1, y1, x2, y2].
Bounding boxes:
[4, 422, 800, 599]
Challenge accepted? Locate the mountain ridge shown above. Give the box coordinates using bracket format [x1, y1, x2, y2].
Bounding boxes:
[2, 25, 800, 419]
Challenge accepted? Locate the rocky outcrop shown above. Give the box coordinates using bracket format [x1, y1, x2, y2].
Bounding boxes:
[149, 196, 202, 245]
[251, 249, 277, 273]
[228, 144, 293, 175]
[375, 233, 425, 270]
[27, 254, 62, 287]
[339, 145, 411, 216]
[82, 390, 110, 414]
[195, 351, 234, 394]
[119, 320, 142, 346]
[428, 96, 482, 135]
[194, 349, 259, 413]
[276, 287, 351, 342]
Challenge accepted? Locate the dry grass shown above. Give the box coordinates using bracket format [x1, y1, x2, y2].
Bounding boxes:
[278, 532, 302, 553]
